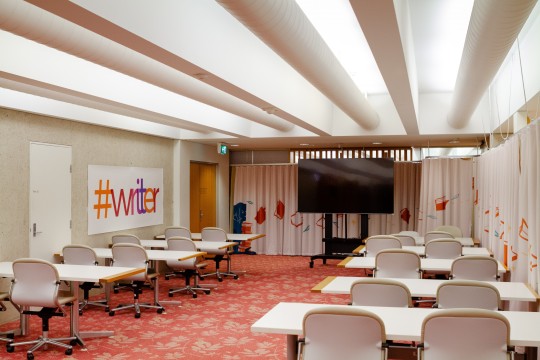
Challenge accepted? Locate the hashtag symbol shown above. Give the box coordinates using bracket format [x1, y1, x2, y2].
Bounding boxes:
[94, 179, 112, 219]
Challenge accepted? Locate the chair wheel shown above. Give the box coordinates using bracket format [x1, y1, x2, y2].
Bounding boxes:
[233, 275, 239, 280]
[157, 308, 164, 314]
[105, 307, 110, 312]
[192, 294, 197, 299]
[27, 353, 34, 360]
[204, 290, 211, 295]
[109, 311, 115, 316]
[168, 292, 173, 297]
[70, 339, 79, 346]
[7, 345, 14, 353]
[65, 348, 73, 355]
[218, 278, 223, 282]
[135, 312, 141, 318]
[114, 289, 119, 294]
[79, 310, 83, 316]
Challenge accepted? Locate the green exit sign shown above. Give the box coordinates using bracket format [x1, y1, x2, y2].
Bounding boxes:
[218, 143, 228, 155]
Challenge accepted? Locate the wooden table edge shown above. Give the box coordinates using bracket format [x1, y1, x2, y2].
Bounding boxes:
[311, 276, 336, 293]
[337, 257, 354, 267]
[99, 267, 145, 283]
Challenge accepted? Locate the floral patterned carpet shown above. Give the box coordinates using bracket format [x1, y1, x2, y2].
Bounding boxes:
[0, 255, 359, 359]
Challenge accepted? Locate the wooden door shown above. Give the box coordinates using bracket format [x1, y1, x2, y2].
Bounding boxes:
[190, 162, 216, 232]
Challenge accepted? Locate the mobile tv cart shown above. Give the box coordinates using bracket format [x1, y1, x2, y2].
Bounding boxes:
[309, 214, 368, 268]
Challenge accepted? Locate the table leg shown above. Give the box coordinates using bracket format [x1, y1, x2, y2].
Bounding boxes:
[286, 334, 298, 360]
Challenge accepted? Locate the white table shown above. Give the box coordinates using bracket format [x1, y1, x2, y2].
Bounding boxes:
[339, 256, 507, 275]
[139, 239, 236, 252]
[0, 261, 144, 347]
[252, 302, 540, 360]
[357, 245, 491, 257]
[414, 236, 475, 247]
[92, 248, 206, 262]
[311, 276, 540, 310]
[154, 233, 266, 242]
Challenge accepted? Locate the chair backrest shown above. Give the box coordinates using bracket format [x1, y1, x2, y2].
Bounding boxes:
[301, 306, 387, 360]
[399, 230, 419, 237]
[391, 234, 416, 246]
[111, 234, 141, 245]
[111, 243, 148, 282]
[164, 226, 191, 240]
[62, 244, 98, 266]
[201, 227, 228, 242]
[350, 278, 412, 307]
[435, 225, 463, 238]
[424, 239, 462, 259]
[166, 236, 199, 269]
[364, 235, 402, 257]
[10, 258, 61, 308]
[374, 249, 421, 279]
[420, 308, 511, 360]
[436, 280, 501, 310]
[424, 230, 454, 244]
[450, 256, 499, 281]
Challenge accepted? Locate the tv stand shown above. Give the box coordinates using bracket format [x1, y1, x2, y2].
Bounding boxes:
[309, 213, 369, 268]
[309, 237, 364, 268]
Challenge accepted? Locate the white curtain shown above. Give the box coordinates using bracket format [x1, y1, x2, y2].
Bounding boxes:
[417, 158, 474, 236]
[474, 119, 540, 298]
[231, 162, 421, 255]
[232, 165, 323, 255]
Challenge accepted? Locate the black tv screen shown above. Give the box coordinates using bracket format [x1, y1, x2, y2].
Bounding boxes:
[297, 158, 394, 214]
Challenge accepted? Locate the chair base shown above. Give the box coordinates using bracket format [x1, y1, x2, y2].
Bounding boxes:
[169, 285, 211, 298]
[6, 333, 75, 359]
[109, 282, 164, 318]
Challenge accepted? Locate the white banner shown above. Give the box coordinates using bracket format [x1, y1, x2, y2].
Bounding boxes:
[88, 165, 163, 235]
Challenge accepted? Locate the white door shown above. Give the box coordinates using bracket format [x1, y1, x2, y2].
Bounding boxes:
[29, 142, 72, 262]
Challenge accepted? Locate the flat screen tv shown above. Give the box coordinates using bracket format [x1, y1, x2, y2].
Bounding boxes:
[297, 158, 394, 214]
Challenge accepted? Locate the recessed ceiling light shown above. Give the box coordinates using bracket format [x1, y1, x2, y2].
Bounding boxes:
[372, 141, 382, 145]
[230, 144, 239, 147]
[299, 143, 310, 146]
[449, 139, 460, 144]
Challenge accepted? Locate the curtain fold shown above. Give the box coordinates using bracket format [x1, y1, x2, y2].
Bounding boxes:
[417, 158, 474, 236]
[474, 119, 540, 299]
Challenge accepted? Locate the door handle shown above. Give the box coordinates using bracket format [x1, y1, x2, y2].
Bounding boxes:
[199, 210, 204, 219]
[32, 223, 42, 237]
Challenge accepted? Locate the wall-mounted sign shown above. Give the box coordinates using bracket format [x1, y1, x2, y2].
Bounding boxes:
[88, 165, 163, 235]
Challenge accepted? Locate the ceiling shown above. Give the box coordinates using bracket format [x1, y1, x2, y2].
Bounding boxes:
[0, 0, 539, 151]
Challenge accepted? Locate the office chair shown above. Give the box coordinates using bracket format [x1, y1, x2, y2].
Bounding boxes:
[391, 233, 416, 246]
[200, 227, 238, 282]
[399, 230, 420, 237]
[424, 239, 462, 259]
[423, 230, 454, 244]
[435, 225, 463, 238]
[111, 234, 143, 293]
[364, 235, 402, 257]
[165, 237, 211, 298]
[350, 278, 412, 307]
[62, 244, 109, 314]
[108, 243, 164, 318]
[434, 280, 501, 310]
[111, 234, 141, 245]
[374, 249, 422, 279]
[450, 255, 500, 281]
[417, 308, 513, 360]
[298, 306, 388, 360]
[7, 258, 77, 358]
[164, 226, 191, 240]
[0, 292, 14, 344]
